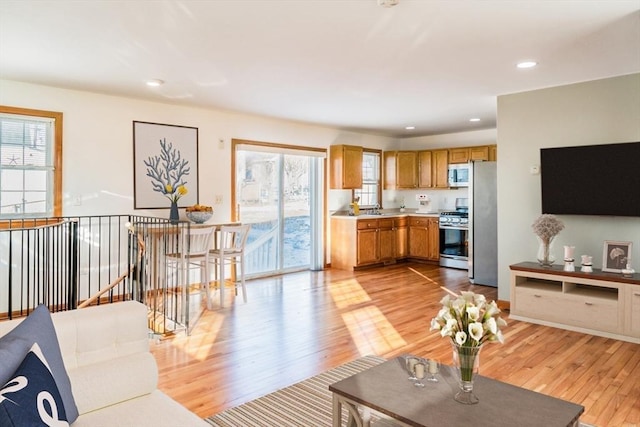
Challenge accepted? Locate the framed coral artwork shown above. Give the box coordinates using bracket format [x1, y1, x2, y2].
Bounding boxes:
[602, 240, 632, 273]
[133, 121, 199, 209]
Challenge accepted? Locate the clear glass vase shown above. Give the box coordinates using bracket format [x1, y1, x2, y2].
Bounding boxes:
[451, 341, 482, 404]
[536, 236, 555, 266]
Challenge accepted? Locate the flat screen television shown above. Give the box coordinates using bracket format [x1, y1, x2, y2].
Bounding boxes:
[540, 141, 640, 217]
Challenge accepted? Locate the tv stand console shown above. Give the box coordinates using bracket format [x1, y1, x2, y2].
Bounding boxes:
[510, 262, 640, 344]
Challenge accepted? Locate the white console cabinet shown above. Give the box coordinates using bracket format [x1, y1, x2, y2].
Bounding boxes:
[510, 262, 640, 344]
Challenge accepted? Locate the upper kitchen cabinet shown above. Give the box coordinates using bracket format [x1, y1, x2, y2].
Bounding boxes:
[469, 146, 489, 161]
[448, 147, 470, 164]
[488, 145, 497, 161]
[417, 149, 448, 188]
[330, 145, 363, 189]
[417, 151, 433, 188]
[384, 151, 418, 189]
[431, 149, 449, 188]
[450, 145, 497, 164]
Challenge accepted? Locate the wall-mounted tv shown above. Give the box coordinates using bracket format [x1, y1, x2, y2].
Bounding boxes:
[540, 141, 640, 217]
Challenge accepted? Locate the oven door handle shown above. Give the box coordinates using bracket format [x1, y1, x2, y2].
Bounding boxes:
[439, 225, 469, 230]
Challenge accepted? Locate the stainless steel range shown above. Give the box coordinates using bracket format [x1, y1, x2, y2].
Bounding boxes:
[439, 201, 469, 270]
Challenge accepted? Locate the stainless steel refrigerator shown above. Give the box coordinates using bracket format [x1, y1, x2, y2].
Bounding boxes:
[468, 161, 497, 287]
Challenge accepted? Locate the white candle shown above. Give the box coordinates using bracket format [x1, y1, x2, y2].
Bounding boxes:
[407, 357, 418, 373]
[564, 245, 575, 259]
[415, 362, 426, 379]
[428, 359, 438, 375]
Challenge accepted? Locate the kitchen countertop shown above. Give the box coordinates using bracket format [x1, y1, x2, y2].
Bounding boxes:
[331, 210, 440, 219]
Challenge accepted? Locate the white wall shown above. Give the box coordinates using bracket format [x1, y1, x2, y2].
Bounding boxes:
[497, 73, 640, 301]
[0, 79, 396, 221]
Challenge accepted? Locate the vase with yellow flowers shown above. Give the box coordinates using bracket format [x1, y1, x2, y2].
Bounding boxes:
[143, 138, 192, 223]
[165, 184, 188, 222]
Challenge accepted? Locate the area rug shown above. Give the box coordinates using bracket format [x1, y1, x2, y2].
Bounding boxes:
[206, 355, 386, 427]
[206, 355, 595, 427]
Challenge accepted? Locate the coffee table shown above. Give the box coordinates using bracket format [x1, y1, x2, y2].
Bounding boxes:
[329, 356, 583, 427]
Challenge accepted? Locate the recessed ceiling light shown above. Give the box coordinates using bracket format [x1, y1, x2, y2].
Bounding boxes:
[517, 61, 537, 69]
[469, 118, 481, 122]
[405, 126, 415, 130]
[146, 79, 164, 87]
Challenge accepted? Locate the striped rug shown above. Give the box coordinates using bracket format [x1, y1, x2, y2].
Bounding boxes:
[206, 355, 386, 427]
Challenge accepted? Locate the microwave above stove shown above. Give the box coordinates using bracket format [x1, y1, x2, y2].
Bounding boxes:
[448, 164, 469, 187]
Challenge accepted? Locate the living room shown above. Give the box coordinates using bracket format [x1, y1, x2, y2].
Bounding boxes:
[1, 1, 640, 426]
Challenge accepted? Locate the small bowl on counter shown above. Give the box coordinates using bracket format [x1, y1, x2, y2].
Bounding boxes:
[185, 205, 213, 223]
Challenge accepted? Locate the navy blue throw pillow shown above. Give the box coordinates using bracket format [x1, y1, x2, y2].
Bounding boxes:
[0, 343, 69, 427]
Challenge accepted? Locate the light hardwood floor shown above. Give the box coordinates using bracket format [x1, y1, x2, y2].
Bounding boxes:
[151, 262, 640, 426]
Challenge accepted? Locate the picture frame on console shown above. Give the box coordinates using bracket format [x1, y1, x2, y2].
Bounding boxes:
[602, 240, 632, 273]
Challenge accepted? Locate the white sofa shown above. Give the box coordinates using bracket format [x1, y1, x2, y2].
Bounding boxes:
[0, 300, 208, 427]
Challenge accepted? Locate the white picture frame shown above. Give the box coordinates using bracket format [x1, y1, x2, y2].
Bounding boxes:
[133, 121, 199, 209]
[602, 240, 632, 273]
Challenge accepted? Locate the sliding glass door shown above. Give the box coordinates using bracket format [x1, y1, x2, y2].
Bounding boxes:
[234, 141, 324, 277]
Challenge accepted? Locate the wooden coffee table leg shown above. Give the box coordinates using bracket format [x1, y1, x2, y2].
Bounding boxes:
[333, 394, 368, 427]
[332, 394, 342, 427]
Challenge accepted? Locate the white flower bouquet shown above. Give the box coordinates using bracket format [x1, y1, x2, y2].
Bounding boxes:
[430, 289, 507, 403]
[430, 290, 507, 347]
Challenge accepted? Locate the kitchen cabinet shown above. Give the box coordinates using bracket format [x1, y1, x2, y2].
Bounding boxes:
[384, 151, 417, 189]
[357, 223, 379, 265]
[489, 144, 497, 161]
[449, 145, 496, 164]
[469, 146, 489, 161]
[378, 219, 396, 262]
[408, 217, 439, 261]
[331, 215, 419, 270]
[395, 217, 408, 259]
[448, 148, 469, 164]
[432, 150, 449, 188]
[330, 145, 363, 189]
[402, 150, 448, 189]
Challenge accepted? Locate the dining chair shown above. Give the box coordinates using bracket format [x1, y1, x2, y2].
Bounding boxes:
[209, 224, 251, 307]
[165, 224, 217, 310]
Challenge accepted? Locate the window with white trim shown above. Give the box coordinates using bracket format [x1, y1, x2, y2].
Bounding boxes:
[354, 150, 381, 208]
[0, 107, 62, 219]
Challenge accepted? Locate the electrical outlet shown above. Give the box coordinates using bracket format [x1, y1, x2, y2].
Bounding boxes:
[214, 194, 223, 204]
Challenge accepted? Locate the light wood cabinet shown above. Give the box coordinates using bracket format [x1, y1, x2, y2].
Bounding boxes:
[432, 150, 449, 188]
[427, 217, 440, 261]
[330, 145, 363, 189]
[395, 217, 408, 259]
[384, 151, 417, 189]
[417, 151, 432, 188]
[417, 150, 448, 189]
[489, 144, 497, 161]
[469, 146, 490, 161]
[383, 145, 492, 190]
[331, 215, 430, 270]
[628, 286, 640, 337]
[357, 225, 379, 265]
[449, 145, 496, 164]
[510, 262, 640, 343]
[408, 217, 439, 261]
[448, 148, 469, 164]
[378, 219, 395, 262]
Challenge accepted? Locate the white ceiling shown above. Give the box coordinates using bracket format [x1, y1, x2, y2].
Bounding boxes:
[1, 0, 639, 138]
